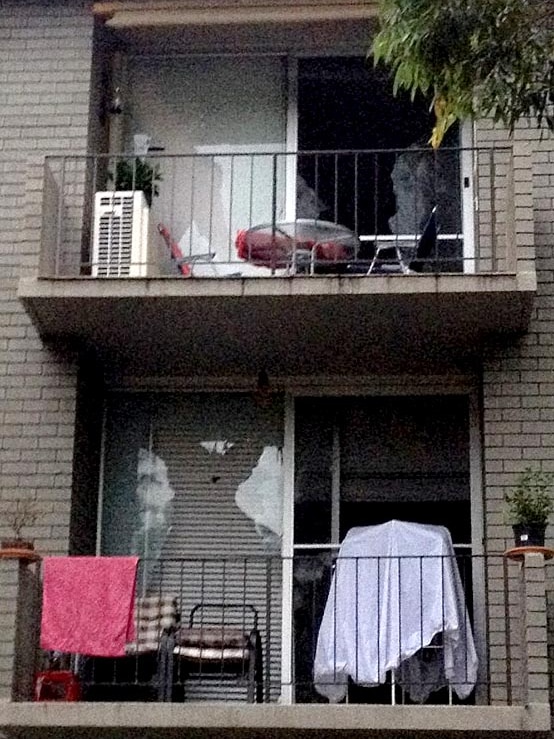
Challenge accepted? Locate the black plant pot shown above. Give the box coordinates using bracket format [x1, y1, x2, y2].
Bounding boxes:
[512, 523, 546, 547]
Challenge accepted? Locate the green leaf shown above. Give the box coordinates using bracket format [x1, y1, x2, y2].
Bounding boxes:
[371, 0, 554, 147]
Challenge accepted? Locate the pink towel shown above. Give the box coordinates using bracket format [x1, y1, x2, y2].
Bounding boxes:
[41, 556, 139, 657]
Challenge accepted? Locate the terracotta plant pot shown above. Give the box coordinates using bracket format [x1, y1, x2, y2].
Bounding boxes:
[1, 538, 34, 551]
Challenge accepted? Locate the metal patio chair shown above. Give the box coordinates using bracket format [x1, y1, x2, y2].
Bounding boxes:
[165, 603, 263, 703]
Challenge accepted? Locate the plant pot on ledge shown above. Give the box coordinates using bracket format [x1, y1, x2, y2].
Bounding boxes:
[0, 539, 39, 562]
[505, 467, 553, 552]
[1, 538, 34, 551]
[512, 523, 547, 548]
[1, 497, 40, 561]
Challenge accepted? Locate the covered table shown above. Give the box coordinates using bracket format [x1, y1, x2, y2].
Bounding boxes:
[236, 219, 360, 272]
[314, 520, 478, 702]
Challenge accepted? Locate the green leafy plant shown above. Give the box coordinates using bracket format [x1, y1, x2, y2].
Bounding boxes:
[372, 0, 554, 147]
[506, 468, 554, 527]
[108, 157, 162, 207]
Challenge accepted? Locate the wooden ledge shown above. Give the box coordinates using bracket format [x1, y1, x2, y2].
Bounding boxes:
[0, 548, 41, 563]
[504, 546, 554, 561]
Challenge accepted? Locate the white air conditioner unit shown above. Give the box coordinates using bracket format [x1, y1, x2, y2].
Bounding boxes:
[92, 191, 151, 277]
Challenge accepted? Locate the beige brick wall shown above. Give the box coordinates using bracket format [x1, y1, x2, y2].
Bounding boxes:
[479, 123, 554, 542]
[478, 120, 554, 705]
[0, 1, 94, 555]
[0, 560, 19, 700]
[1, 0, 553, 713]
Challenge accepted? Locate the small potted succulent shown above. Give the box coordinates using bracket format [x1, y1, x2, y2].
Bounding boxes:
[1, 496, 38, 555]
[506, 467, 553, 548]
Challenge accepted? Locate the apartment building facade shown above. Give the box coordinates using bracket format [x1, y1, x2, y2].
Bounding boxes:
[0, 1, 553, 737]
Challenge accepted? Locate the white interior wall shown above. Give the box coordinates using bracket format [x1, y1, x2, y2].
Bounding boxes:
[127, 56, 287, 258]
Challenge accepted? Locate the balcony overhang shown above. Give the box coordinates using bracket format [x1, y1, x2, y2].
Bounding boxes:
[93, 1, 379, 28]
[0, 702, 550, 739]
[93, 3, 376, 54]
[18, 272, 536, 377]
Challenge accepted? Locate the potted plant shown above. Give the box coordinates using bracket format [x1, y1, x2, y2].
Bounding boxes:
[1, 496, 38, 554]
[506, 467, 553, 547]
[108, 157, 162, 207]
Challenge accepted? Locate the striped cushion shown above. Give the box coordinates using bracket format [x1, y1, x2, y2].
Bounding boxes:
[176, 627, 249, 649]
[173, 645, 250, 661]
[125, 595, 178, 655]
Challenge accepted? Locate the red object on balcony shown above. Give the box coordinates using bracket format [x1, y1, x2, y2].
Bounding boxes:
[236, 220, 359, 270]
[157, 224, 192, 276]
[34, 670, 81, 701]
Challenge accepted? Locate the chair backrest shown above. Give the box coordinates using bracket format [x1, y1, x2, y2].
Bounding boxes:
[409, 206, 438, 273]
[188, 602, 258, 632]
[157, 223, 192, 276]
[126, 594, 179, 654]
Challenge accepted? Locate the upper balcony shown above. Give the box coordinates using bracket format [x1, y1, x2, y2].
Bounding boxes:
[18, 143, 536, 377]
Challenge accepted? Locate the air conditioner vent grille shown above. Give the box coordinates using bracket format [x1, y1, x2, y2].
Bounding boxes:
[92, 191, 150, 277]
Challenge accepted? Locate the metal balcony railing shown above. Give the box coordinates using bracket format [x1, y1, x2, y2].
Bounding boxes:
[39, 147, 516, 279]
[28, 552, 529, 706]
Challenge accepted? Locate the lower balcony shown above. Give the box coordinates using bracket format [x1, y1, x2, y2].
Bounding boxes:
[0, 548, 551, 738]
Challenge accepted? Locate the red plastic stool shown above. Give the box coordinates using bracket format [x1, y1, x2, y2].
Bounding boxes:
[34, 670, 81, 701]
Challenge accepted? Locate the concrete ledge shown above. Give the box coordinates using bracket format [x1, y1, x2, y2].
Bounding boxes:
[18, 272, 533, 301]
[17, 273, 536, 378]
[0, 702, 551, 739]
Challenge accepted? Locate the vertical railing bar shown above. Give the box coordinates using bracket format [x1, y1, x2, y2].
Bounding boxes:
[314, 153, 320, 223]
[197, 558, 205, 682]
[271, 153, 278, 274]
[490, 147, 498, 272]
[89, 156, 99, 275]
[169, 156, 177, 246]
[433, 148, 439, 270]
[355, 556, 359, 687]
[177, 557, 185, 692]
[463, 553, 469, 685]
[377, 556, 381, 695]
[419, 556, 424, 678]
[249, 155, 255, 230]
[55, 157, 66, 277]
[441, 554, 448, 704]
[503, 553, 512, 704]
[472, 147, 479, 273]
[227, 155, 235, 262]
[474, 149, 481, 272]
[393, 555, 401, 706]
[239, 558, 246, 684]
[373, 152, 379, 245]
[354, 152, 359, 237]
[265, 556, 272, 703]
[332, 556, 338, 686]
[411, 150, 418, 257]
[220, 558, 226, 682]
[188, 157, 196, 258]
[447, 553, 453, 705]
[334, 153, 339, 226]
[311, 556, 318, 688]
[310, 556, 317, 696]
[483, 553, 492, 705]
[505, 145, 516, 272]
[207, 155, 215, 257]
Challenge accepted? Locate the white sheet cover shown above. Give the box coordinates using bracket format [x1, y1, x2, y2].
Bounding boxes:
[313, 520, 478, 702]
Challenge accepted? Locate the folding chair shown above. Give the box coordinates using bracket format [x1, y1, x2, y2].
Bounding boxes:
[165, 603, 263, 703]
[157, 224, 192, 276]
[82, 594, 179, 702]
[368, 207, 438, 274]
